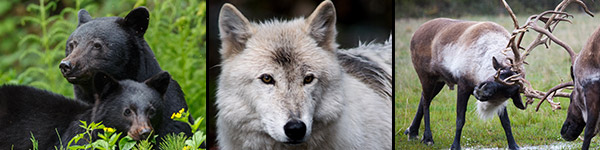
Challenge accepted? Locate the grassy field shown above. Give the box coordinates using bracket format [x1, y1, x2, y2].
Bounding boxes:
[395, 14, 600, 149]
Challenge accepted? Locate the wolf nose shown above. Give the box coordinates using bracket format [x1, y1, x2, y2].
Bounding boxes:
[139, 128, 152, 140]
[59, 60, 72, 74]
[284, 120, 306, 141]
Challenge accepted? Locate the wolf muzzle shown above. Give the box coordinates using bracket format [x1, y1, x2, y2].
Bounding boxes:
[284, 119, 306, 144]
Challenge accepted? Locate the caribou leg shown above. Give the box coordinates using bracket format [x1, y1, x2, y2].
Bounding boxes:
[582, 107, 598, 150]
[450, 85, 472, 150]
[499, 107, 520, 150]
[405, 80, 444, 145]
[582, 83, 600, 150]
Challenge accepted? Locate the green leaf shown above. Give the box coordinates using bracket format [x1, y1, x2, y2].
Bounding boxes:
[191, 117, 203, 133]
[119, 136, 136, 150]
[91, 140, 110, 150]
[68, 145, 85, 150]
[67, 133, 84, 148]
[30, 132, 38, 150]
[108, 132, 122, 146]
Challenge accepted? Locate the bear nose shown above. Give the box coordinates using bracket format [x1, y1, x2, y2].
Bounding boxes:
[59, 60, 71, 74]
[284, 120, 306, 141]
[139, 128, 152, 140]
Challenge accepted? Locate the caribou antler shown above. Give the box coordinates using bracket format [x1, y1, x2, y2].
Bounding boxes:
[499, 0, 592, 110]
[537, 81, 574, 111]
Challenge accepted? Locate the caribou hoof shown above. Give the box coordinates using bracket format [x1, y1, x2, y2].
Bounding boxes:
[450, 144, 461, 150]
[421, 138, 434, 146]
[404, 128, 418, 141]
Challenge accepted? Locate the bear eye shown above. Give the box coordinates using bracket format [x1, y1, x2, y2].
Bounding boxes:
[93, 42, 102, 49]
[148, 108, 156, 117]
[124, 109, 132, 117]
[304, 75, 315, 84]
[259, 74, 274, 84]
[68, 41, 75, 49]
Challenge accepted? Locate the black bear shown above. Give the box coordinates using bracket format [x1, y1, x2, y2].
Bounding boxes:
[0, 71, 170, 149]
[58, 7, 192, 140]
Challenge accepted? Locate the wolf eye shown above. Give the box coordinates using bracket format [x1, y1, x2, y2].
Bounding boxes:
[304, 75, 315, 84]
[260, 74, 274, 84]
[93, 42, 102, 49]
[124, 109, 132, 117]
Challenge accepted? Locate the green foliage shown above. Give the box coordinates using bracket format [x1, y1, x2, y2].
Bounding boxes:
[159, 133, 187, 150]
[28, 113, 206, 150]
[142, 0, 207, 125]
[3, 0, 206, 148]
[30, 132, 39, 150]
[170, 108, 206, 149]
[66, 121, 106, 149]
[1, 0, 78, 96]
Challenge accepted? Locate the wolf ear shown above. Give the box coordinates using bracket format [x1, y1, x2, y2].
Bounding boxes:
[144, 71, 171, 97]
[92, 72, 120, 100]
[306, 1, 337, 51]
[124, 7, 150, 37]
[218, 3, 252, 59]
[78, 9, 92, 27]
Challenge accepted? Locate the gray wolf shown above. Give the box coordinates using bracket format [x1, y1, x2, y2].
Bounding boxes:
[215, 1, 392, 149]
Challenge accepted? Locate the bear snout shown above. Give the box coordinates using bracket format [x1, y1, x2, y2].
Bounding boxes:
[128, 123, 154, 141]
[139, 127, 152, 140]
[59, 60, 72, 75]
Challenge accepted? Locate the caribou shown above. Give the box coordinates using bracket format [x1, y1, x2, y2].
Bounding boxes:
[404, 0, 592, 149]
[545, 23, 600, 150]
[405, 17, 524, 150]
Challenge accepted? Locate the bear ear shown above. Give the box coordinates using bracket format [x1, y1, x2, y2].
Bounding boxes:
[78, 9, 92, 27]
[218, 3, 252, 60]
[144, 71, 171, 97]
[124, 7, 150, 36]
[306, 0, 337, 51]
[92, 72, 120, 100]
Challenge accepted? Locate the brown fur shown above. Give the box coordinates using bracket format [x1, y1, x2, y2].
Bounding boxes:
[410, 18, 509, 86]
[406, 18, 522, 149]
[562, 24, 600, 150]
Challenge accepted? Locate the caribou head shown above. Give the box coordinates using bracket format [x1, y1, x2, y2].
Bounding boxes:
[473, 57, 524, 109]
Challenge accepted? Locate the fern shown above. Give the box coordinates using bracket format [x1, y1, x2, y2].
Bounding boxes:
[6, 0, 206, 148]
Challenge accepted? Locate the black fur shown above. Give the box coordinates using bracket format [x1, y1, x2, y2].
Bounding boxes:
[60, 7, 192, 141]
[473, 57, 524, 109]
[0, 72, 169, 149]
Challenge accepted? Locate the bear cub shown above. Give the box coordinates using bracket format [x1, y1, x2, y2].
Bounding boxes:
[0, 71, 170, 149]
[59, 6, 192, 139]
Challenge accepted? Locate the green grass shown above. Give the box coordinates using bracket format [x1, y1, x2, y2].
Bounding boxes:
[395, 14, 600, 149]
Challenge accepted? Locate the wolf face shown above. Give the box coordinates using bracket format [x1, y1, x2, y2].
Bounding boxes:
[217, 1, 346, 144]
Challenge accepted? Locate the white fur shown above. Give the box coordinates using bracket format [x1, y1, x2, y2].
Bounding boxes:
[216, 1, 391, 150]
[476, 101, 507, 120]
[436, 25, 513, 119]
[439, 31, 512, 84]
